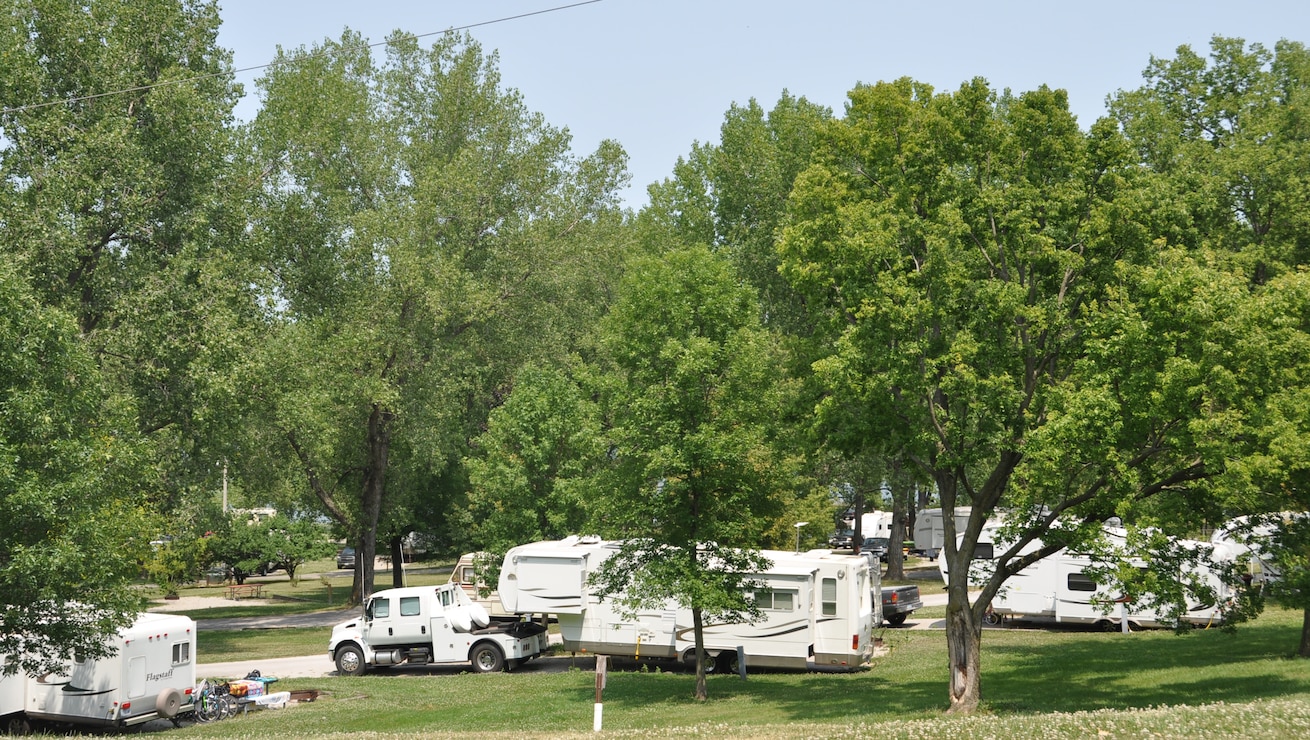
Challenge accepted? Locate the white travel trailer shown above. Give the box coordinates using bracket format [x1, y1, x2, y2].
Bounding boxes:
[914, 507, 973, 558]
[448, 552, 517, 621]
[940, 523, 1231, 628]
[3, 613, 196, 731]
[498, 536, 877, 671]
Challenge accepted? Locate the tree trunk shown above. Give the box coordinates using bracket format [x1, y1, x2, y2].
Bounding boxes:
[390, 534, 406, 589]
[887, 493, 907, 581]
[692, 606, 708, 701]
[353, 404, 393, 603]
[944, 575, 983, 713]
[1300, 607, 1310, 658]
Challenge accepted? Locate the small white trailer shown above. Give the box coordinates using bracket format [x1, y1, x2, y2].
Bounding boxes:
[498, 536, 876, 671]
[448, 552, 518, 621]
[913, 507, 973, 558]
[328, 582, 548, 675]
[2, 613, 196, 732]
[941, 524, 1231, 628]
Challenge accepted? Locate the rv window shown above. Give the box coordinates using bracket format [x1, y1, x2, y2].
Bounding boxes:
[822, 578, 838, 617]
[973, 543, 994, 560]
[172, 641, 190, 665]
[1067, 572, 1097, 592]
[400, 596, 422, 617]
[457, 566, 475, 585]
[750, 589, 796, 611]
[373, 598, 391, 618]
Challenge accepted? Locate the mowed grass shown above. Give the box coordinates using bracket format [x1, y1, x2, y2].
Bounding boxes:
[172, 605, 1310, 739]
[198, 627, 329, 662]
[154, 560, 454, 620]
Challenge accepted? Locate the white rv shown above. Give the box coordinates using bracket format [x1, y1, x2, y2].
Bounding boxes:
[941, 523, 1231, 628]
[3, 613, 196, 732]
[913, 507, 973, 558]
[498, 537, 877, 671]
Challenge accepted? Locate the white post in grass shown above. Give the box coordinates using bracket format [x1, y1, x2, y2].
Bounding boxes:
[593, 655, 607, 732]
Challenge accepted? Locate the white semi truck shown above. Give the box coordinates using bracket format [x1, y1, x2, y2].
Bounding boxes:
[328, 582, 548, 675]
[2, 612, 196, 733]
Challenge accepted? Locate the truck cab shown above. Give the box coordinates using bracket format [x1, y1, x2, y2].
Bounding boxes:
[329, 583, 546, 675]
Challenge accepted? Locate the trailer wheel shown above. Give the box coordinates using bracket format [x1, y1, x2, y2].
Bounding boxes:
[887, 613, 908, 627]
[682, 649, 718, 674]
[335, 644, 367, 676]
[982, 611, 1001, 626]
[470, 643, 505, 673]
[715, 650, 741, 674]
[156, 687, 183, 719]
[4, 714, 31, 736]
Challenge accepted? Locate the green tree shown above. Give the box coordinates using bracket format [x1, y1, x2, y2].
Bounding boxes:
[207, 511, 278, 585]
[264, 515, 335, 582]
[463, 363, 602, 566]
[589, 246, 787, 701]
[1111, 36, 1310, 656]
[0, 0, 252, 510]
[244, 30, 627, 602]
[1109, 36, 1310, 283]
[778, 77, 1269, 712]
[0, 264, 153, 676]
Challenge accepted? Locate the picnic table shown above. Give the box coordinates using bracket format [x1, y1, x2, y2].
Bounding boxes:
[225, 583, 265, 600]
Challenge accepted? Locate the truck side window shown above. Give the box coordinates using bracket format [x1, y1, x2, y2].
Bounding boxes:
[822, 578, 838, 616]
[373, 598, 391, 618]
[400, 596, 422, 617]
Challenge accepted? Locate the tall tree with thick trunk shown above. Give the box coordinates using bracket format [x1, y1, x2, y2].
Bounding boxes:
[779, 77, 1269, 712]
[245, 30, 627, 602]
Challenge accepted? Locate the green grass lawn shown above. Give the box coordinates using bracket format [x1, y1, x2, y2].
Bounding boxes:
[153, 562, 455, 620]
[175, 605, 1310, 739]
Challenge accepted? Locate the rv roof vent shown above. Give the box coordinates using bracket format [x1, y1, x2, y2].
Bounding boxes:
[578, 534, 602, 545]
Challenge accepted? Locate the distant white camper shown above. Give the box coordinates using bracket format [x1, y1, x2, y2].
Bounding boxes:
[914, 507, 973, 558]
[449, 552, 517, 621]
[2, 613, 196, 732]
[498, 536, 877, 671]
[940, 523, 1232, 629]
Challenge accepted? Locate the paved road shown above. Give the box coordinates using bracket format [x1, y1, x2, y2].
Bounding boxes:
[196, 607, 359, 632]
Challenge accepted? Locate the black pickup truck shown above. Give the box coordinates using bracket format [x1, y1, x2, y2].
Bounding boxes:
[880, 584, 923, 626]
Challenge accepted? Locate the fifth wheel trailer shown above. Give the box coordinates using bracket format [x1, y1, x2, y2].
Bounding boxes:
[498, 536, 877, 671]
[940, 523, 1233, 628]
[2, 612, 196, 732]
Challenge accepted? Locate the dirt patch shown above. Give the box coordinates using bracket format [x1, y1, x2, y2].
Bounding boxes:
[148, 595, 277, 612]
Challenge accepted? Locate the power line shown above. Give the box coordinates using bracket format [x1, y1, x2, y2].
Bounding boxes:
[1, 0, 603, 116]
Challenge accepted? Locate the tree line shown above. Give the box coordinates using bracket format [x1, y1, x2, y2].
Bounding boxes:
[2, 0, 1308, 711]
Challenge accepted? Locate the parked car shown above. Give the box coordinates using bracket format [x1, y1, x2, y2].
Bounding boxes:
[337, 547, 356, 569]
[828, 529, 854, 549]
[861, 537, 891, 562]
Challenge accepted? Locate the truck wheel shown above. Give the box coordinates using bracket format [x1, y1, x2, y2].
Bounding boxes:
[335, 644, 367, 676]
[470, 643, 505, 673]
[887, 613, 908, 626]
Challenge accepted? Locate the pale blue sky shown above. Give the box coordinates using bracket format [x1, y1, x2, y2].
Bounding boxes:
[216, 0, 1307, 207]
